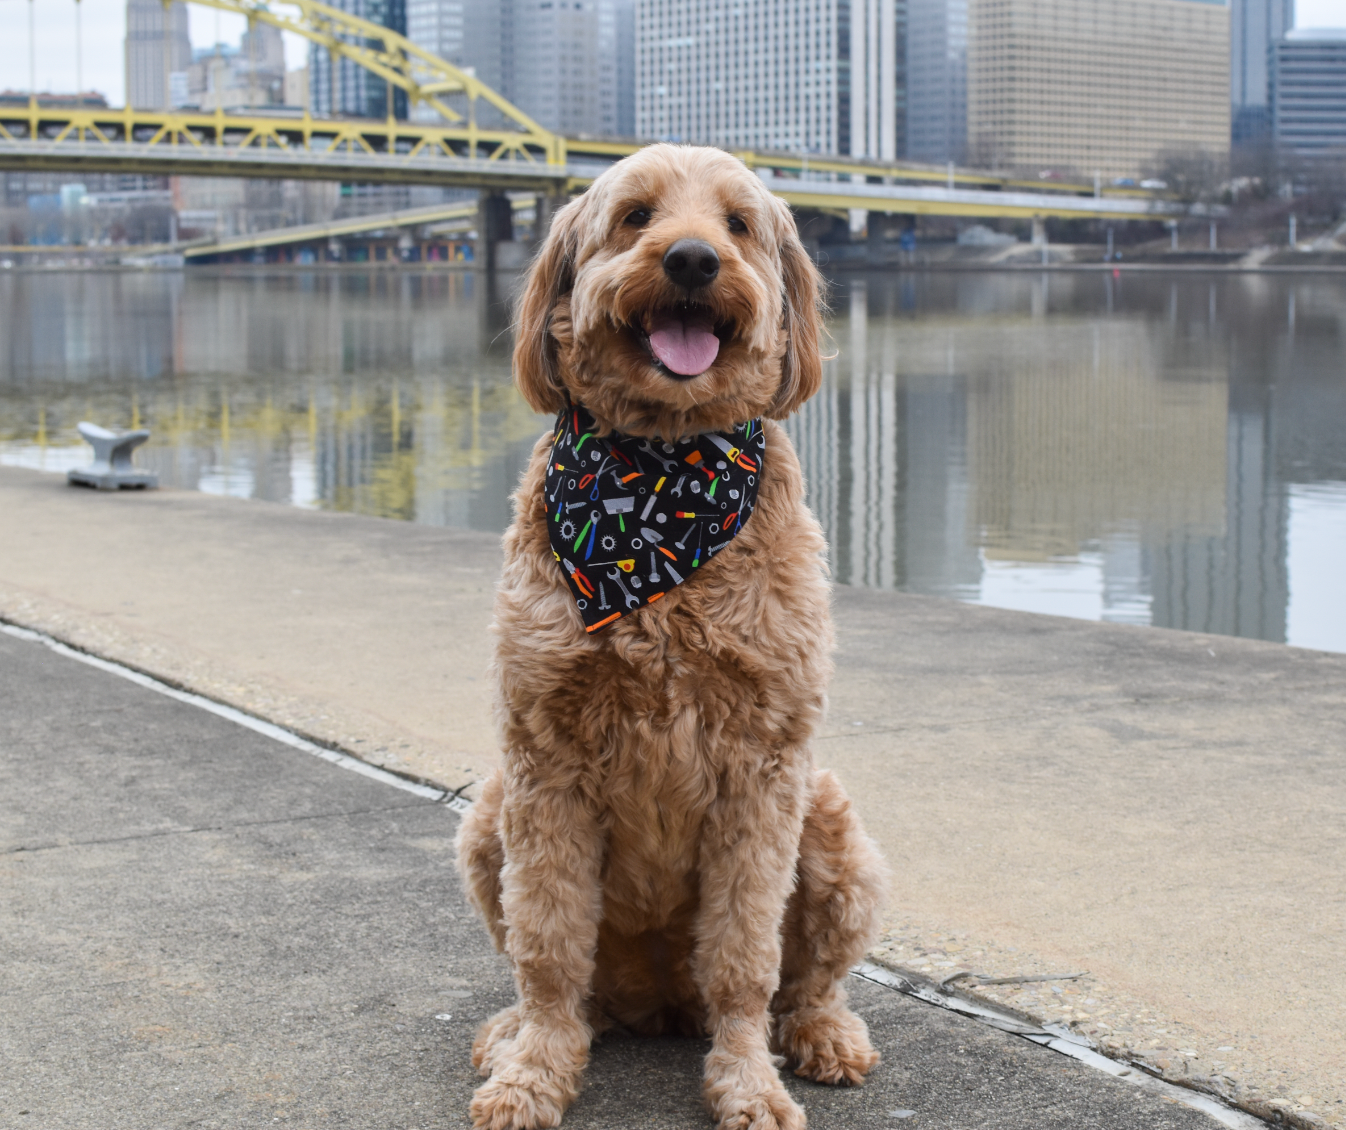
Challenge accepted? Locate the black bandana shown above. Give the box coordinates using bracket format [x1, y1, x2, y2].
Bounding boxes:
[546, 404, 765, 632]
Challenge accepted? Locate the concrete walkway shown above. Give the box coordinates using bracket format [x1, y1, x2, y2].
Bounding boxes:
[1, 627, 1230, 1130]
[1, 465, 1343, 1129]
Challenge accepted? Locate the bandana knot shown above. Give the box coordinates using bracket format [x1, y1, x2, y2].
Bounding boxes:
[546, 404, 765, 633]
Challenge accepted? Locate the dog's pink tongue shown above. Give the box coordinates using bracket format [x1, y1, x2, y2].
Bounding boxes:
[648, 309, 719, 376]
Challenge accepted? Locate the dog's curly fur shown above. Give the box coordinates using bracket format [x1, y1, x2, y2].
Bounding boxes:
[456, 144, 888, 1130]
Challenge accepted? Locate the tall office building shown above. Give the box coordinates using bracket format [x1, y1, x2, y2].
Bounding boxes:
[1271, 28, 1346, 160]
[125, 0, 192, 110]
[906, 0, 965, 163]
[511, 0, 633, 137]
[967, 0, 1230, 181]
[310, 0, 408, 119]
[615, 1, 637, 136]
[405, 1, 633, 138]
[636, 0, 904, 157]
[1231, 0, 1294, 145]
[407, 1, 504, 103]
[847, 0, 907, 159]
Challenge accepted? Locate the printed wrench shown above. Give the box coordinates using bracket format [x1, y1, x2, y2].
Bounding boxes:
[670, 474, 687, 498]
[637, 440, 679, 473]
[606, 567, 641, 608]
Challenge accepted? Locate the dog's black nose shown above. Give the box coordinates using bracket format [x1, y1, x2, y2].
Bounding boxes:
[662, 239, 720, 290]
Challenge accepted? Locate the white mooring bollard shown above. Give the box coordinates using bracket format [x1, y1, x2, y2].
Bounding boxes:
[67, 422, 159, 491]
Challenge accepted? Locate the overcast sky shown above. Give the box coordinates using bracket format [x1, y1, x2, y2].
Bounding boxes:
[1, 0, 1343, 107]
[0, 0, 308, 102]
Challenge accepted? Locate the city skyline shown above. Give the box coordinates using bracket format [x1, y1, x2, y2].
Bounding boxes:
[3, 0, 1342, 119]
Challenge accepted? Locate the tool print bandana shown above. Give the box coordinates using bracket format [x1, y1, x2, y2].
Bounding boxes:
[546, 403, 764, 633]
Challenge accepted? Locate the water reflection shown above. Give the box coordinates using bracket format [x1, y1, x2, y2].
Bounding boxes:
[784, 272, 1346, 650]
[2, 268, 1344, 652]
[0, 269, 541, 532]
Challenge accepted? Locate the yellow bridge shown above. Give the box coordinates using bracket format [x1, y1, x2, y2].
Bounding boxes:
[0, 0, 1188, 222]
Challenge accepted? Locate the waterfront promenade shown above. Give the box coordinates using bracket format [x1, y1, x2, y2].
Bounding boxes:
[2, 625, 1233, 1129]
[2, 464, 1342, 1129]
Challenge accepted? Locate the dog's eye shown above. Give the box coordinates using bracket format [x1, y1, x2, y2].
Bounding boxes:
[624, 208, 652, 228]
[727, 215, 748, 234]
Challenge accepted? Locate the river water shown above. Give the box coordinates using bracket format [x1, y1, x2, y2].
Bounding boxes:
[2, 267, 1344, 653]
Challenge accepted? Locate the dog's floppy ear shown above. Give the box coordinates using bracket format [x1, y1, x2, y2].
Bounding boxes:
[513, 193, 588, 414]
[768, 203, 825, 420]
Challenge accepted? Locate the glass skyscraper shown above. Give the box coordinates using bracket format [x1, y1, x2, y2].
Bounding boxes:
[1272, 28, 1346, 159]
[1231, 0, 1295, 145]
[309, 0, 408, 120]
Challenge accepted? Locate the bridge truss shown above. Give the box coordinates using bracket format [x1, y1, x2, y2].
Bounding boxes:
[0, 105, 567, 190]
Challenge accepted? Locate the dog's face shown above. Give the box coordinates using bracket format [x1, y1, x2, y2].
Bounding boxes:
[513, 144, 824, 437]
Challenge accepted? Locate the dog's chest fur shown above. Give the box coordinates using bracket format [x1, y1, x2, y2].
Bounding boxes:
[491, 420, 833, 926]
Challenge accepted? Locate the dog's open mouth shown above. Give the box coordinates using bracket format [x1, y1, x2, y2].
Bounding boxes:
[633, 304, 731, 380]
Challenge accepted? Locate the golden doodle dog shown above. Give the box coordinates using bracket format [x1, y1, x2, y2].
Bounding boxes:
[456, 143, 887, 1130]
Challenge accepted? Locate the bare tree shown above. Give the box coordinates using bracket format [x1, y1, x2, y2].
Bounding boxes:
[1147, 146, 1228, 204]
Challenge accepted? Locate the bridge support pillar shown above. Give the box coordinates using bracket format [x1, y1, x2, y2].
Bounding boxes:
[1031, 216, 1047, 246]
[534, 191, 569, 245]
[475, 191, 515, 271]
[866, 212, 891, 264]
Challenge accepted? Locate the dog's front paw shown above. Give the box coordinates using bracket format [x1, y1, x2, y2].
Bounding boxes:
[471, 1066, 574, 1130]
[470, 1027, 586, 1130]
[710, 1089, 806, 1130]
[775, 1003, 878, 1086]
[704, 1053, 805, 1130]
[473, 1005, 523, 1077]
